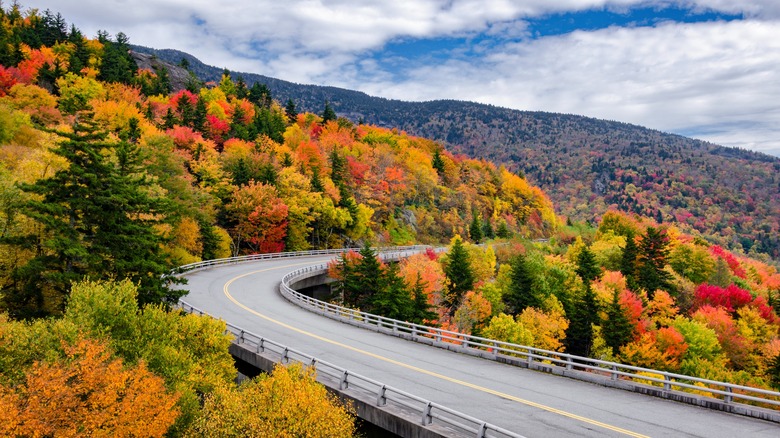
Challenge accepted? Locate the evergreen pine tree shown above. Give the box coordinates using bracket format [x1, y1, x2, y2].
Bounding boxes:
[97, 32, 137, 84]
[5, 113, 180, 317]
[442, 236, 474, 315]
[620, 231, 639, 291]
[469, 213, 483, 243]
[576, 245, 600, 285]
[193, 98, 207, 133]
[503, 253, 537, 315]
[637, 226, 673, 299]
[496, 220, 511, 239]
[482, 219, 495, 240]
[321, 101, 337, 123]
[371, 262, 414, 321]
[285, 99, 298, 123]
[603, 288, 634, 355]
[431, 149, 445, 174]
[564, 283, 599, 358]
[354, 243, 384, 311]
[410, 272, 437, 325]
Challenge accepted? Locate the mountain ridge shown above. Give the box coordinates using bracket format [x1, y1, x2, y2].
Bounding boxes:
[131, 45, 780, 261]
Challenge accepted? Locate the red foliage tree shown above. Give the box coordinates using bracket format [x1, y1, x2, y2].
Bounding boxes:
[693, 284, 752, 313]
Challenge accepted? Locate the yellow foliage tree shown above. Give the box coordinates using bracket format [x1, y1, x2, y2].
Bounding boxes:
[186, 363, 355, 437]
[0, 337, 179, 437]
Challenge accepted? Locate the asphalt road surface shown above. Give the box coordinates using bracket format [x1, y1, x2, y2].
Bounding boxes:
[181, 255, 780, 437]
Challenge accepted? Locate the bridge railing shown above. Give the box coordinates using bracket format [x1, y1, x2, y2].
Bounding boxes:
[280, 262, 780, 412]
[174, 245, 429, 274]
[175, 301, 524, 438]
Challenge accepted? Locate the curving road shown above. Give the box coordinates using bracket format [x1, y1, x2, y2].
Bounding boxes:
[182, 255, 780, 437]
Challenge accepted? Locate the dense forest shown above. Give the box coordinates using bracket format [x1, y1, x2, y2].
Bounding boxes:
[135, 45, 780, 262]
[0, 4, 778, 435]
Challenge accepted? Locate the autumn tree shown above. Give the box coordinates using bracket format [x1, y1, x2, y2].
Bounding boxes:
[0, 337, 179, 437]
[186, 363, 355, 437]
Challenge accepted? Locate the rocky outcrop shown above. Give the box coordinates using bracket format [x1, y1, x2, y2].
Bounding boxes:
[130, 51, 192, 92]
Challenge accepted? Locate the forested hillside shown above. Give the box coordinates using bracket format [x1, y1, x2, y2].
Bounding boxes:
[0, 4, 778, 429]
[0, 6, 556, 319]
[134, 46, 780, 262]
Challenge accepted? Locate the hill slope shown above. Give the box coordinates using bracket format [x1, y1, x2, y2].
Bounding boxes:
[135, 46, 780, 261]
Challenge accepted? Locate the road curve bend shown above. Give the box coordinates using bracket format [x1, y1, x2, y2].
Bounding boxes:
[181, 255, 779, 437]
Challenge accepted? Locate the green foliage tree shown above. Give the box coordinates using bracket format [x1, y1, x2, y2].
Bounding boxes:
[431, 149, 445, 175]
[563, 244, 602, 357]
[97, 31, 137, 84]
[442, 236, 474, 315]
[285, 99, 297, 123]
[637, 226, 673, 299]
[410, 272, 437, 325]
[620, 231, 639, 291]
[602, 289, 634, 355]
[469, 213, 483, 243]
[371, 261, 414, 321]
[4, 113, 180, 317]
[321, 101, 337, 123]
[575, 245, 600, 284]
[503, 253, 537, 315]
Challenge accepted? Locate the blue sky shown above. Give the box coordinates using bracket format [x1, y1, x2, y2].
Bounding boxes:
[27, 1, 780, 155]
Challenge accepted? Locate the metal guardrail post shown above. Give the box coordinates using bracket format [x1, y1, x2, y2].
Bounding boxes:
[282, 347, 289, 363]
[664, 375, 671, 392]
[611, 365, 618, 381]
[377, 385, 387, 406]
[725, 387, 733, 404]
[477, 422, 488, 438]
[340, 370, 349, 390]
[422, 402, 433, 425]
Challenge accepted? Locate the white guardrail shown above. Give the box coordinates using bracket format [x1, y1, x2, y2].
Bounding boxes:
[176, 246, 524, 438]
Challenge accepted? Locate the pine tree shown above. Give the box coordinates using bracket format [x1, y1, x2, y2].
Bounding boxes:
[285, 99, 297, 123]
[371, 262, 414, 321]
[482, 219, 495, 240]
[5, 113, 180, 317]
[603, 289, 634, 355]
[442, 236, 474, 315]
[410, 272, 437, 325]
[564, 283, 599, 358]
[321, 101, 337, 123]
[431, 149, 445, 175]
[496, 220, 511, 239]
[576, 245, 600, 285]
[620, 231, 639, 291]
[637, 226, 673, 299]
[469, 213, 483, 243]
[193, 98, 207, 133]
[97, 32, 137, 84]
[503, 253, 536, 315]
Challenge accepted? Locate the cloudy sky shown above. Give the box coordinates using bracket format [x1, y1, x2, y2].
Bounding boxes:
[26, 1, 780, 156]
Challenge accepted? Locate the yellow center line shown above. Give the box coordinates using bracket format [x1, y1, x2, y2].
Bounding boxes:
[223, 264, 649, 438]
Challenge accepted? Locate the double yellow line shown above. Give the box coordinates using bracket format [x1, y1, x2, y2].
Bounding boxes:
[223, 264, 648, 438]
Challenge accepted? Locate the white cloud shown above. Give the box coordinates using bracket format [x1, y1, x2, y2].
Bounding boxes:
[21, 1, 780, 153]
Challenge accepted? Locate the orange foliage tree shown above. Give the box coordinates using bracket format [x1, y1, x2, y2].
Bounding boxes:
[0, 337, 179, 437]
